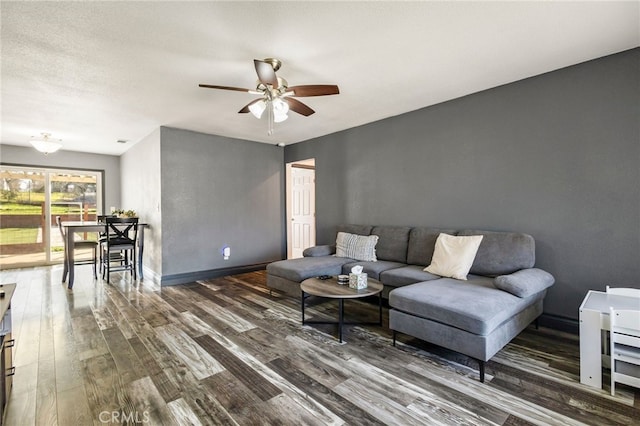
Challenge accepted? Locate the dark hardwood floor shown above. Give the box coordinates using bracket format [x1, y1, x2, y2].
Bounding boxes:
[0, 265, 637, 425]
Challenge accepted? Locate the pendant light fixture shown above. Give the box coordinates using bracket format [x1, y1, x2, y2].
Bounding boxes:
[30, 132, 62, 155]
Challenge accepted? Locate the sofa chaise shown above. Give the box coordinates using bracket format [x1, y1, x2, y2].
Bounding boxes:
[266, 224, 555, 381]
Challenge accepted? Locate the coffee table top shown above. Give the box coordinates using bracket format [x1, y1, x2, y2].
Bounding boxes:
[301, 276, 383, 299]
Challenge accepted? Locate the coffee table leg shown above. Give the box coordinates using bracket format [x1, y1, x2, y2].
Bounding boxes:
[378, 293, 383, 325]
[301, 291, 306, 324]
[339, 299, 344, 343]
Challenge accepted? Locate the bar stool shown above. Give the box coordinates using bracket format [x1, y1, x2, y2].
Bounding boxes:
[57, 216, 98, 280]
[101, 217, 139, 281]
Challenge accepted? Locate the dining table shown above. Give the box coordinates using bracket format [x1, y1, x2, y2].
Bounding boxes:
[61, 220, 147, 289]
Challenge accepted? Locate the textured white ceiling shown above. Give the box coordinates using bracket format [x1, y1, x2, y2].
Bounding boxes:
[1, 1, 638, 155]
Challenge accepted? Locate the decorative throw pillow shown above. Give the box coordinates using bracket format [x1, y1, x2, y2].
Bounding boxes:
[494, 268, 555, 298]
[335, 232, 378, 262]
[424, 233, 484, 280]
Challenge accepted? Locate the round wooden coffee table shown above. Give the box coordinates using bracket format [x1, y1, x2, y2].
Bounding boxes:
[300, 276, 384, 342]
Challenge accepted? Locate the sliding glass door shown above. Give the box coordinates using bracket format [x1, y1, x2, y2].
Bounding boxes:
[0, 165, 102, 269]
[0, 168, 47, 267]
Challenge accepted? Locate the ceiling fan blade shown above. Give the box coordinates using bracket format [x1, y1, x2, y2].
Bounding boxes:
[199, 84, 251, 92]
[285, 98, 315, 116]
[238, 99, 263, 113]
[288, 85, 340, 97]
[254, 59, 278, 87]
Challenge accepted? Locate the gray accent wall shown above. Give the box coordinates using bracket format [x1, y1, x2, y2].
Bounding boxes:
[285, 48, 639, 320]
[158, 127, 284, 279]
[0, 144, 121, 210]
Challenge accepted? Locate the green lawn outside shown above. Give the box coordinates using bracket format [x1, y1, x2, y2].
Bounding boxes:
[0, 203, 95, 246]
[2, 191, 69, 204]
[1, 191, 96, 215]
[0, 227, 39, 244]
[0, 202, 96, 215]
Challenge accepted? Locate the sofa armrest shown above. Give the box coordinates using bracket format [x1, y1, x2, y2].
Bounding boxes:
[303, 245, 336, 257]
[494, 268, 555, 298]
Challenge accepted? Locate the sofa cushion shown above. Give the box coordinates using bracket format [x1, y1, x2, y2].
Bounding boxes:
[389, 276, 540, 335]
[380, 265, 441, 288]
[266, 256, 353, 282]
[406, 227, 458, 266]
[494, 268, 555, 298]
[342, 260, 406, 280]
[337, 224, 373, 236]
[336, 232, 379, 261]
[424, 233, 484, 280]
[371, 226, 412, 263]
[459, 230, 535, 276]
[303, 245, 335, 257]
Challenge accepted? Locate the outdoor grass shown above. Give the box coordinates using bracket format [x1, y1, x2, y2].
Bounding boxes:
[0, 202, 95, 215]
[0, 228, 39, 244]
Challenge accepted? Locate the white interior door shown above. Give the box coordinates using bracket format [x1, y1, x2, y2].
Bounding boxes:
[288, 163, 315, 259]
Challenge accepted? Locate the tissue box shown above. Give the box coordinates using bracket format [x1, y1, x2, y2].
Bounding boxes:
[349, 273, 368, 289]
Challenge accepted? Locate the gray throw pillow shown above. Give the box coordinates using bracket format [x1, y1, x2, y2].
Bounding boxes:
[336, 232, 378, 262]
[494, 268, 555, 298]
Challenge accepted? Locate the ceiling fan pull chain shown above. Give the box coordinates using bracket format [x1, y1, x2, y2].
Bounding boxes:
[267, 102, 274, 136]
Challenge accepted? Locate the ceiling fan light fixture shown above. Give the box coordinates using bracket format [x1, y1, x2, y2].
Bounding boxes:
[273, 111, 288, 123]
[30, 132, 62, 155]
[248, 100, 266, 118]
[272, 97, 289, 114]
[272, 97, 289, 123]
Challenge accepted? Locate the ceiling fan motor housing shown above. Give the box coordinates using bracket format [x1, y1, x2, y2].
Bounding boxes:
[263, 57, 282, 72]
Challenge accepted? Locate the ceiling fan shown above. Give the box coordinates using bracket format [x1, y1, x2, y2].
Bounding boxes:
[199, 58, 339, 135]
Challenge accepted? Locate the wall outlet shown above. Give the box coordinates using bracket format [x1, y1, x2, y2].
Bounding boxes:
[222, 246, 230, 260]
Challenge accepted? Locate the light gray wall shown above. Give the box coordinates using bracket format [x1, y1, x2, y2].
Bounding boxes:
[285, 48, 640, 321]
[120, 129, 162, 278]
[0, 144, 121, 210]
[160, 127, 284, 277]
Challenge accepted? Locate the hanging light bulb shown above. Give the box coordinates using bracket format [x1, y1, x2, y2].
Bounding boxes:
[273, 113, 287, 123]
[272, 98, 289, 123]
[248, 100, 267, 119]
[272, 98, 289, 114]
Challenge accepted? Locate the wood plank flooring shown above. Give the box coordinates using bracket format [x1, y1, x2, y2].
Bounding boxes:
[0, 265, 637, 425]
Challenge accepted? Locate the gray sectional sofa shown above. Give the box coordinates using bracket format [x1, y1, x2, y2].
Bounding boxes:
[266, 224, 554, 382]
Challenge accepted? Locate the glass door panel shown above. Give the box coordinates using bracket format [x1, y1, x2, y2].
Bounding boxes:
[0, 168, 47, 268]
[49, 172, 99, 263]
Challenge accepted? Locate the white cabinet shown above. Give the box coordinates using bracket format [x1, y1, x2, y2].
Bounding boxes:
[0, 284, 15, 426]
[579, 290, 640, 388]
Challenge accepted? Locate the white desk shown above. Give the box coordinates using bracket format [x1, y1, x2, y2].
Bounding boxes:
[579, 290, 640, 388]
[0, 283, 16, 421]
[61, 221, 147, 289]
